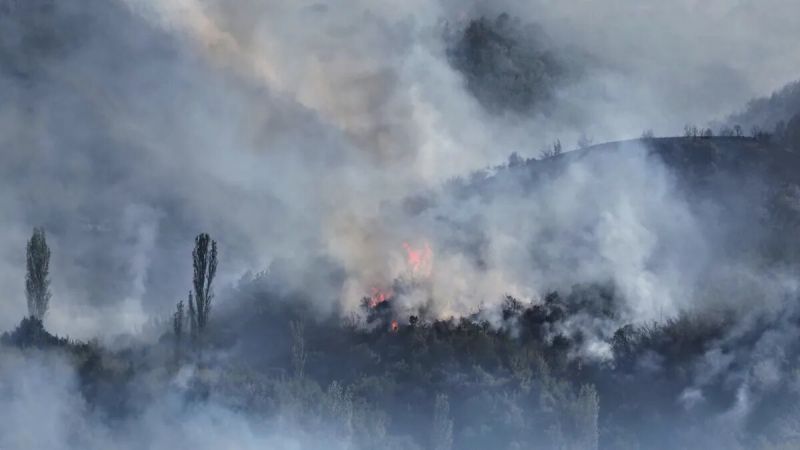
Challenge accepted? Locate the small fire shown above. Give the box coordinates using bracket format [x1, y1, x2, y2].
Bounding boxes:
[403, 241, 433, 276]
[369, 287, 393, 308]
[390, 320, 399, 332]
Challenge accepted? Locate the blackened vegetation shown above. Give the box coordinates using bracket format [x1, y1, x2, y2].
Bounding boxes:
[2, 316, 66, 348]
[202, 276, 800, 449]
[195, 283, 611, 449]
[6, 242, 800, 448]
[446, 14, 579, 115]
[773, 111, 800, 151]
[0, 317, 137, 419]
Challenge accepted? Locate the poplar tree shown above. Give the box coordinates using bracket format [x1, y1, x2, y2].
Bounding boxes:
[25, 227, 51, 321]
[190, 233, 217, 338]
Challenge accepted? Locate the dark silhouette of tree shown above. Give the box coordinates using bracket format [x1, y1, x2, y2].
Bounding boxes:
[507, 151, 524, 167]
[290, 320, 306, 379]
[751, 125, 772, 142]
[784, 113, 800, 150]
[187, 291, 197, 339]
[190, 233, 217, 339]
[1, 316, 67, 348]
[774, 120, 787, 141]
[641, 129, 655, 139]
[25, 227, 51, 321]
[173, 300, 184, 340]
[173, 300, 185, 362]
[734, 124, 743, 137]
[540, 139, 563, 159]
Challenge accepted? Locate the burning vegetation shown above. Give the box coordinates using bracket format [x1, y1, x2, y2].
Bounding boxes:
[363, 241, 434, 328]
[10, 133, 800, 449]
[403, 241, 433, 277]
[368, 287, 394, 308]
[5, 2, 800, 448]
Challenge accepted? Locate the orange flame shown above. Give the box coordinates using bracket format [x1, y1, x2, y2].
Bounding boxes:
[402, 241, 433, 276]
[368, 287, 393, 308]
[390, 320, 399, 332]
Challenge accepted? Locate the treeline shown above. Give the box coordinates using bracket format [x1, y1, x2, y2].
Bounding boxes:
[5, 228, 800, 448]
[3, 228, 221, 355]
[682, 119, 800, 145]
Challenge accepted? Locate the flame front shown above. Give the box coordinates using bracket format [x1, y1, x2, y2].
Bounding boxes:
[403, 241, 433, 277]
[369, 287, 393, 308]
[363, 241, 432, 314]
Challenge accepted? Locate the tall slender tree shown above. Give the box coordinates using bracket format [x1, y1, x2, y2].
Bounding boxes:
[290, 320, 306, 379]
[187, 291, 197, 339]
[25, 227, 51, 320]
[173, 300, 185, 341]
[190, 233, 217, 336]
[173, 300, 185, 363]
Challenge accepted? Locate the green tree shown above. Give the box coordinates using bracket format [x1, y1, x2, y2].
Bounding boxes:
[25, 227, 51, 320]
[190, 233, 217, 338]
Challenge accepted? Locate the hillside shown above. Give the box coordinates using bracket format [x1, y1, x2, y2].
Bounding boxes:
[5, 134, 800, 450]
[725, 79, 800, 133]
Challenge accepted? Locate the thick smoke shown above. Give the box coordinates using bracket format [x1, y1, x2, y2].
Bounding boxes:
[3, 0, 800, 340]
[0, 349, 350, 449]
[723, 79, 800, 136]
[3, 1, 800, 447]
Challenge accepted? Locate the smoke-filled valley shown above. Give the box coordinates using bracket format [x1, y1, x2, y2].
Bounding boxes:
[3, 1, 800, 449]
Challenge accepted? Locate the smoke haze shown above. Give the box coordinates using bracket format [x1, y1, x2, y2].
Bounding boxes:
[3, 1, 800, 448]
[2, 0, 799, 338]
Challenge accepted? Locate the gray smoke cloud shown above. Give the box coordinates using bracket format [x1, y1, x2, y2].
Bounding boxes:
[7, 2, 800, 449]
[0, 349, 348, 449]
[1, 0, 800, 342]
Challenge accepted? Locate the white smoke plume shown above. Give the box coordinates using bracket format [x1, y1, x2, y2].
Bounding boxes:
[1, 0, 799, 341]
